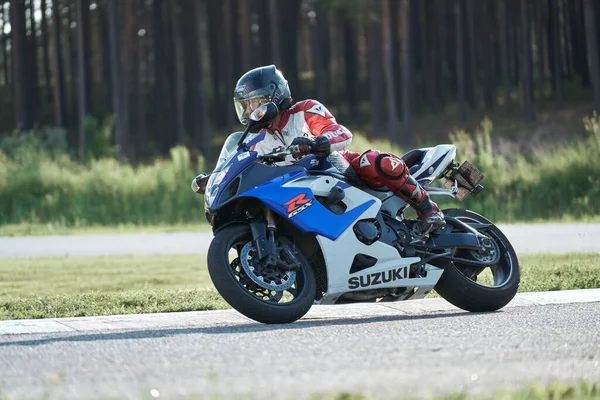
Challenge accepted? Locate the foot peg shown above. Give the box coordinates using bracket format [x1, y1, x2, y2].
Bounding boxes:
[410, 214, 446, 245]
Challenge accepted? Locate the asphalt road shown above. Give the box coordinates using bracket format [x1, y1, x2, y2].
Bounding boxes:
[1, 223, 600, 259]
[1, 302, 599, 399]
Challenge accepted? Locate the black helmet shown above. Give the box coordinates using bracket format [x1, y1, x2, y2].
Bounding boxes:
[233, 65, 292, 127]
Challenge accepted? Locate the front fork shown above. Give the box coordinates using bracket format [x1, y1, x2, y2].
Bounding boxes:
[249, 207, 277, 260]
[248, 207, 298, 271]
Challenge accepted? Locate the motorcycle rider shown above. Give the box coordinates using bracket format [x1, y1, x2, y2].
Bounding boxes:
[232, 65, 445, 236]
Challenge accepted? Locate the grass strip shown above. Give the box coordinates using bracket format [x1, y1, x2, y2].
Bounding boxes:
[0, 379, 598, 400]
[0, 253, 598, 320]
[306, 379, 600, 399]
[0, 222, 212, 237]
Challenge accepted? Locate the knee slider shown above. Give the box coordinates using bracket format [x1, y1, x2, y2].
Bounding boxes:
[354, 150, 384, 187]
[375, 153, 408, 182]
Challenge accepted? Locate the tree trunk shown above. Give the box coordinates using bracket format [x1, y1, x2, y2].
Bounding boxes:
[108, 0, 126, 158]
[419, 0, 435, 112]
[187, 0, 210, 155]
[279, 0, 301, 100]
[40, 0, 52, 102]
[310, 7, 326, 103]
[134, 0, 147, 160]
[444, 0, 456, 97]
[51, 0, 67, 127]
[0, 4, 10, 86]
[571, 0, 590, 86]
[76, 0, 88, 157]
[583, 0, 600, 110]
[317, 6, 330, 103]
[119, 0, 133, 156]
[389, 0, 400, 114]
[207, 0, 224, 128]
[238, 0, 252, 72]
[80, 0, 92, 113]
[98, 0, 112, 109]
[483, 3, 495, 111]
[400, 0, 412, 148]
[27, 0, 40, 119]
[382, 0, 399, 143]
[498, 0, 511, 109]
[465, 0, 478, 110]
[171, 0, 186, 145]
[66, 2, 78, 134]
[520, 0, 536, 121]
[430, 0, 443, 108]
[535, 2, 547, 100]
[10, 0, 32, 130]
[342, 13, 358, 119]
[368, 1, 384, 138]
[153, 0, 175, 153]
[153, 0, 166, 151]
[562, 0, 574, 80]
[550, 0, 564, 102]
[455, 0, 466, 122]
[268, 0, 282, 67]
[222, 0, 237, 129]
[229, 0, 243, 80]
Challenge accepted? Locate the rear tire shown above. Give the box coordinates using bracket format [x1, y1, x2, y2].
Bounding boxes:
[207, 223, 316, 324]
[433, 209, 520, 312]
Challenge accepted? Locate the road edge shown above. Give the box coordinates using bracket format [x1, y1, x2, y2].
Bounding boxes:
[1, 288, 599, 335]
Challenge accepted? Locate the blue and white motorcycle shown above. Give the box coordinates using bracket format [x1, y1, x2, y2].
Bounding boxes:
[192, 102, 520, 324]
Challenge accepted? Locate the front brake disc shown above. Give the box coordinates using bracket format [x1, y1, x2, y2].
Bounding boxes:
[240, 242, 296, 291]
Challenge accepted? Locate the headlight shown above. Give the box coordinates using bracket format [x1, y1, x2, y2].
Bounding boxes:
[204, 166, 231, 207]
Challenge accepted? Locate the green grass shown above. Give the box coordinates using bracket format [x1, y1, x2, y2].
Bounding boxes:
[0, 145, 208, 226]
[0, 222, 212, 237]
[0, 380, 598, 400]
[1, 253, 599, 321]
[304, 379, 600, 399]
[1, 112, 600, 228]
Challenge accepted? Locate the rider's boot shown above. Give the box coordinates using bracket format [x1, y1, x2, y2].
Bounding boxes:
[394, 174, 445, 240]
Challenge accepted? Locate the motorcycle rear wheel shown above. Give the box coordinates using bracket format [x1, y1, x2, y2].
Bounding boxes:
[207, 223, 316, 324]
[433, 209, 520, 312]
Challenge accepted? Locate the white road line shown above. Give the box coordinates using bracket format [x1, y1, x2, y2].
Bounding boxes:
[1, 288, 599, 336]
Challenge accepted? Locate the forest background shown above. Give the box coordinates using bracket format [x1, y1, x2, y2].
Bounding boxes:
[1, 0, 600, 229]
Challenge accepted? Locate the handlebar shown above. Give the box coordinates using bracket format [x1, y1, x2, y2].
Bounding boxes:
[257, 146, 294, 164]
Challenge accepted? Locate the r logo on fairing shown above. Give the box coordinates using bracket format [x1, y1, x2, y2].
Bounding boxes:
[283, 193, 314, 218]
[348, 266, 408, 289]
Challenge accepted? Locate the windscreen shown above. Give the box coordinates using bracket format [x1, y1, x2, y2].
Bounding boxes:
[212, 131, 261, 172]
[213, 132, 243, 172]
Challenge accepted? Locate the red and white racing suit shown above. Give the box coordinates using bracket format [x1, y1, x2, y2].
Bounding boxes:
[249, 99, 441, 220]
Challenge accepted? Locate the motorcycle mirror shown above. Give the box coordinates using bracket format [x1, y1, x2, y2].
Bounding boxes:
[249, 102, 279, 123]
[237, 102, 280, 147]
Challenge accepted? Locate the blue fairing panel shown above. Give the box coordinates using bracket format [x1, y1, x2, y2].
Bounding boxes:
[240, 171, 375, 240]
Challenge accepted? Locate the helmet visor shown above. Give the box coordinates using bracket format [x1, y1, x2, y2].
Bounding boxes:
[234, 96, 270, 126]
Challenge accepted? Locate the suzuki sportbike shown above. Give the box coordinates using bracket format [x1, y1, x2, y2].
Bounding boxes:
[192, 102, 520, 324]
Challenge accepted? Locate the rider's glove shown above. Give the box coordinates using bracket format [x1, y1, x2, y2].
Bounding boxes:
[289, 136, 331, 159]
[311, 136, 331, 157]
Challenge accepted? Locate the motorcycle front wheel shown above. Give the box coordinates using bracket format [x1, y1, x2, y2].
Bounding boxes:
[207, 223, 316, 324]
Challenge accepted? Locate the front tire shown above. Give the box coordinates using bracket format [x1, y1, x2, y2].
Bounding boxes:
[433, 209, 521, 312]
[207, 224, 316, 324]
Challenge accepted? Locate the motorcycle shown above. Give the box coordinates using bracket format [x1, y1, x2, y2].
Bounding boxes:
[192, 102, 520, 324]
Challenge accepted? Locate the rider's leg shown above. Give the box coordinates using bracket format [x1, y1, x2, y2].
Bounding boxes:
[342, 149, 445, 235]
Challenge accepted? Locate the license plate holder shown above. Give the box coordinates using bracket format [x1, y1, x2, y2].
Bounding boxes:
[444, 161, 485, 200]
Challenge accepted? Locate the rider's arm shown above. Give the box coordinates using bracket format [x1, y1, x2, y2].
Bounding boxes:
[300, 100, 352, 152]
